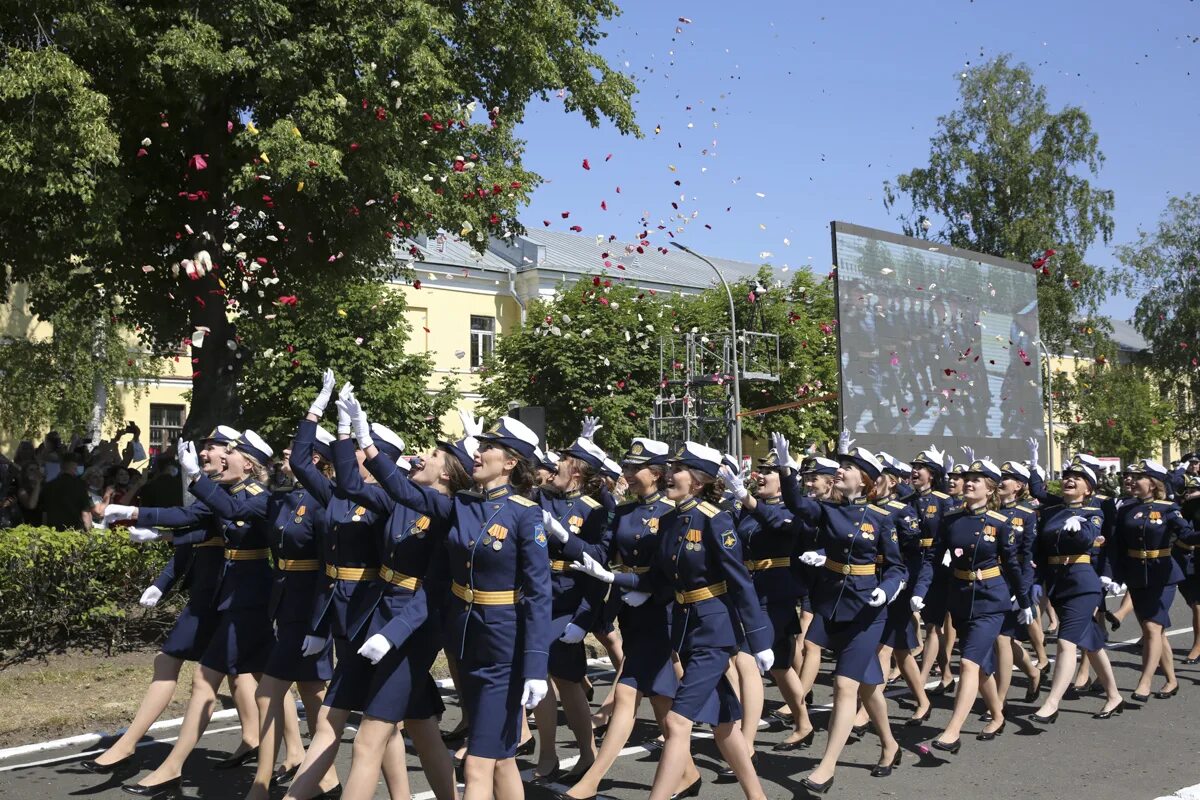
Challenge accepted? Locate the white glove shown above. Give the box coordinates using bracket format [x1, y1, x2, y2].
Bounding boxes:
[559, 623, 586, 644]
[458, 409, 485, 438]
[960, 446, 975, 464]
[770, 432, 792, 469]
[1100, 575, 1113, 589]
[945, 454, 955, 472]
[1062, 515, 1085, 533]
[910, 595, 926, 612]
[753, 649, 775, 674]
[342, 392, 372, 448]
[580, 415, 603, 441]
[1017, 606, 1035, 625]
[718, 464, 748, 500]
[799, 550, 826, 567]
[128, 526, 161, 543]
[301, 634, 327, 657]
[838, 428, 855, 455]
[308, 368, 336, 417]
[541, 510, 570, 544]
[139, 586, 163, 608]
[1026, 436, 1040, 465]
[103, 504, 137, 525]
[357, 633, 393, 665]
[569, 552, 615, 584]
[888, 580, 907, 604]
[941, 550, 952, 567]
[520, 678, 549, 709]
[868, 587, 888, 607]
[622, 590, 650, 607]
[1107, 581, 1125, 597]
[927, 445, 945, 467]
[177, 441, 201, 482]
[336, 382, 354, 435]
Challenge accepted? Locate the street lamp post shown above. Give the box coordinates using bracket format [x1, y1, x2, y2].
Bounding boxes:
[1035, 340, 1055, 476]
[670, 242, 742, 461]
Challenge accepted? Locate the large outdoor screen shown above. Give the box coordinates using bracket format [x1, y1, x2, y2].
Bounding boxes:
[831, 222, 1045, 465]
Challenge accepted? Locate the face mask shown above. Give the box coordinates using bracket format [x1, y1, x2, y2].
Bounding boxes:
[75, 465, 85, 476]
[166, 465, 179, 477]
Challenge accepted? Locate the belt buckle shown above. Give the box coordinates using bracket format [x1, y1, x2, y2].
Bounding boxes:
[462, 586, 474, 603]
[842, 563, 852, 575]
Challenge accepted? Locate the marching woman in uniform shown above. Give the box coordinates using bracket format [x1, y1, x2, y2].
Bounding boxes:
[529, 436, 612, 785]
[908, 448, 957, 699]
[1030, 462, 1125, 722]
[572, 442, 775, 800]
[555, 438, 702, 800]
[1110, 460, 1198, 702]
[246, 427, 338, 800]
[912, 459, 1033, 755]
[772, 434, 906, 794]
[424, 416, 552, 800]
[992, 461, 1046, 706]
[1178, 474, 1200, 664]
[283, 376, 403, 800]
[84, 428, 240, 777]
[110, 431, 277, 797]
[718, 450, 810, 758]
[328, 390, 469, 800]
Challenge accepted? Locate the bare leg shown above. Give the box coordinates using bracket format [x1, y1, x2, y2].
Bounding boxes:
[646, 712, 710, 800]
[1188, 604, 1200, 660]
[283, 705, 348, 799]
[342, 717, 399, 800]
[1154, 623, 1177, 693]
[1134, 619, 1162, 696]
[712, 721, 768, 800]
[732, 652, 764, 750]
[649, 695, 700, 795]
[978, 674, 1005, 735]
[246, 675, 295, 800]
[933, 659, 981, 744]
[381, 726, 411, 800]
[532, 678, 560, 776]
[295, 681, 327, 738]
[895, 648, 930, 721]
[1084, 649, 1124, 712]
[408, 717, 459, 800]
[463, 755, 496, 800]
[133, 664, 224, 786]
[1027, 617, 1050, 669]
[993, 635, 1015, 704]
[806, 675, 860, 784]
[1112, 591, 1134, 623]
[1037, 639, 1078, 717]
[93, 652, 183, 764]
[1073, 653, 1092, 689]
[1040, 593, 1058, 632]
[941, 614, 958, 685]
[859, 682, 899, 767]
[769, 665, 813, 743]
[493, 758, 525, 800]
[554, 677, 597, 773]
[592, 629, 624, 726]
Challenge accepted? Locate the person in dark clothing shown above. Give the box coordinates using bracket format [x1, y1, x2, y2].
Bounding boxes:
[40, 452, 93, 530]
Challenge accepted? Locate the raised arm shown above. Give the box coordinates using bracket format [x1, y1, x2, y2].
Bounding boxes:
[364, 453, 452, 520]
[332, 437, 392, 514]
[290, 418, 333, 507]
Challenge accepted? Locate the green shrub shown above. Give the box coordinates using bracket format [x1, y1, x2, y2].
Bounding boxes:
[0, 525, 176, 653]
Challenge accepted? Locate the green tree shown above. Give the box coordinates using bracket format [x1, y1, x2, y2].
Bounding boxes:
[1057, 364, 1175, 464]
[477, 277, 677, 453]
[1116, 194, 1200, 443]
[678, 267, 840, 451]
[883, 55, 1116, 352]
[0, 1, 636, 437]
[0, 295, 156, 440]
[236, 281, 456, 449]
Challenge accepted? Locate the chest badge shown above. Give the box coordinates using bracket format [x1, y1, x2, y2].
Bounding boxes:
[351, 505, 366, 522]
[722, 532, 737, 550]
[685, 528, 703, 551]
[568, 515, 584, 534]
[926, 505, 938, 515]
[487, 523, 509, 551]
[645, 517, 659, 534]
[407, 515, 431, 538]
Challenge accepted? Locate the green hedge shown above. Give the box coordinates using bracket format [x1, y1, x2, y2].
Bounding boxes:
[0, 525, 177, 653]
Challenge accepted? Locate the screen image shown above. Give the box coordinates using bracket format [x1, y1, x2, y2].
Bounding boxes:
[831, 222, 1045, 465]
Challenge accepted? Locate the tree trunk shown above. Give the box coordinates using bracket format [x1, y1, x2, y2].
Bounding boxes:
[85, 317, 107, 451]
[181, 271, 242, 440]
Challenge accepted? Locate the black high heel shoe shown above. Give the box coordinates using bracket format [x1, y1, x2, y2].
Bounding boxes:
[671, 777, 702, 799]
[849, 723, 870, 738]
[717, 752, 757, 780]
[772, 729, 815, 751]
[270, 763, 299, 786]
[905, 708, 932, 727]
[871, 749, 902, 777]
[1155, 685, 1179, 699]
[120, 777, 181, 798]
[1031, 710, 1058, 725]
[800, 775, 834, 794]
[1104, 610, 1121, 630]
[1130, 692, 1151, 703]
[1093, 700, 1125, 719]
[930, 738, 961, 755]
[214, 746, 258, 769]
[441, 720, 470, 743]
[1023, 676, 1042, 703]
[976, 721, 1006, 741]
[516, 737, 536, 757]
[81, 754, 135, 775]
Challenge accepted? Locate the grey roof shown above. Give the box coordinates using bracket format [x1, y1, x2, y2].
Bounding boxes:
[1108, 318, 1149, 352]
[395, 229, 764, 289]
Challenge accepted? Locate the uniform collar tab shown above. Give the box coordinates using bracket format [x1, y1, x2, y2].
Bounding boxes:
[486, 484, 513, 500]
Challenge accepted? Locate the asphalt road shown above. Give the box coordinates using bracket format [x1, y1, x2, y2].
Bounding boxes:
[4, 597, 1200, 800]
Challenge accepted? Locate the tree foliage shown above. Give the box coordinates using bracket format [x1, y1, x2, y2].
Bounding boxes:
[1056, 363, 1175, 464]
[1116, 193, 1200, 442]
[0, 294, 156, 440]
[236, 281, 457, 449]
[883, 55, 1116, 352]
[0, 1, 636, 436]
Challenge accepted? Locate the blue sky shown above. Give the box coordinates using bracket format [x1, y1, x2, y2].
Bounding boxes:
[514, 0, 1199, 322]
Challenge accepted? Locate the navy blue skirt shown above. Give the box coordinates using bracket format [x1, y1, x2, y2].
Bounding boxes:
[880, 591, 919, 650]
[807, 605, 886, 684]
[459, 653, 524, 759]
[737, 600, 796, 667]
[951, 611, 1003, 676]
[199, 606, 274, 676]
[617, 604, 677, 698]
[161, 605, 221, 661]
[325, 635, 373, 711]
[1053, 591, 1106, 651]
[548, 614, 587, 682]
[999, 608, 1030, 641]
[1178, 574, 1200, 606]
[672, 645, 738, 725]
[920, 570, 950, 627]
[363, 624, 444, 722]
[264, 619, 333, 682]
[1130, 584, 1176, 628]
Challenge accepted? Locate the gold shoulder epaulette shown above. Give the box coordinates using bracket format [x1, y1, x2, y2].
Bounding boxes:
[579, 495, 601, 509]
[867, 503, 888, 515]
[698, 501, 721, 518]
[931, 491, 950, 499]
[886, 500, 908, 511]
[510, 494, 537, 507]
[985, 510, 1008, 522]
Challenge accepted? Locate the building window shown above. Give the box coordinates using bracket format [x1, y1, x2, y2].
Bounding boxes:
[149, 403, 185, 455]
[470, 316, 495, 368]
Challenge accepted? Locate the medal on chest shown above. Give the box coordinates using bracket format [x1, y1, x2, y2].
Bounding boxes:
[481, 523, 508, 551]
[685, 528, 703, 551]
[859, 521, 875, 540]
[351, 505, 366, 522]
[407, 515, 430, 539]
